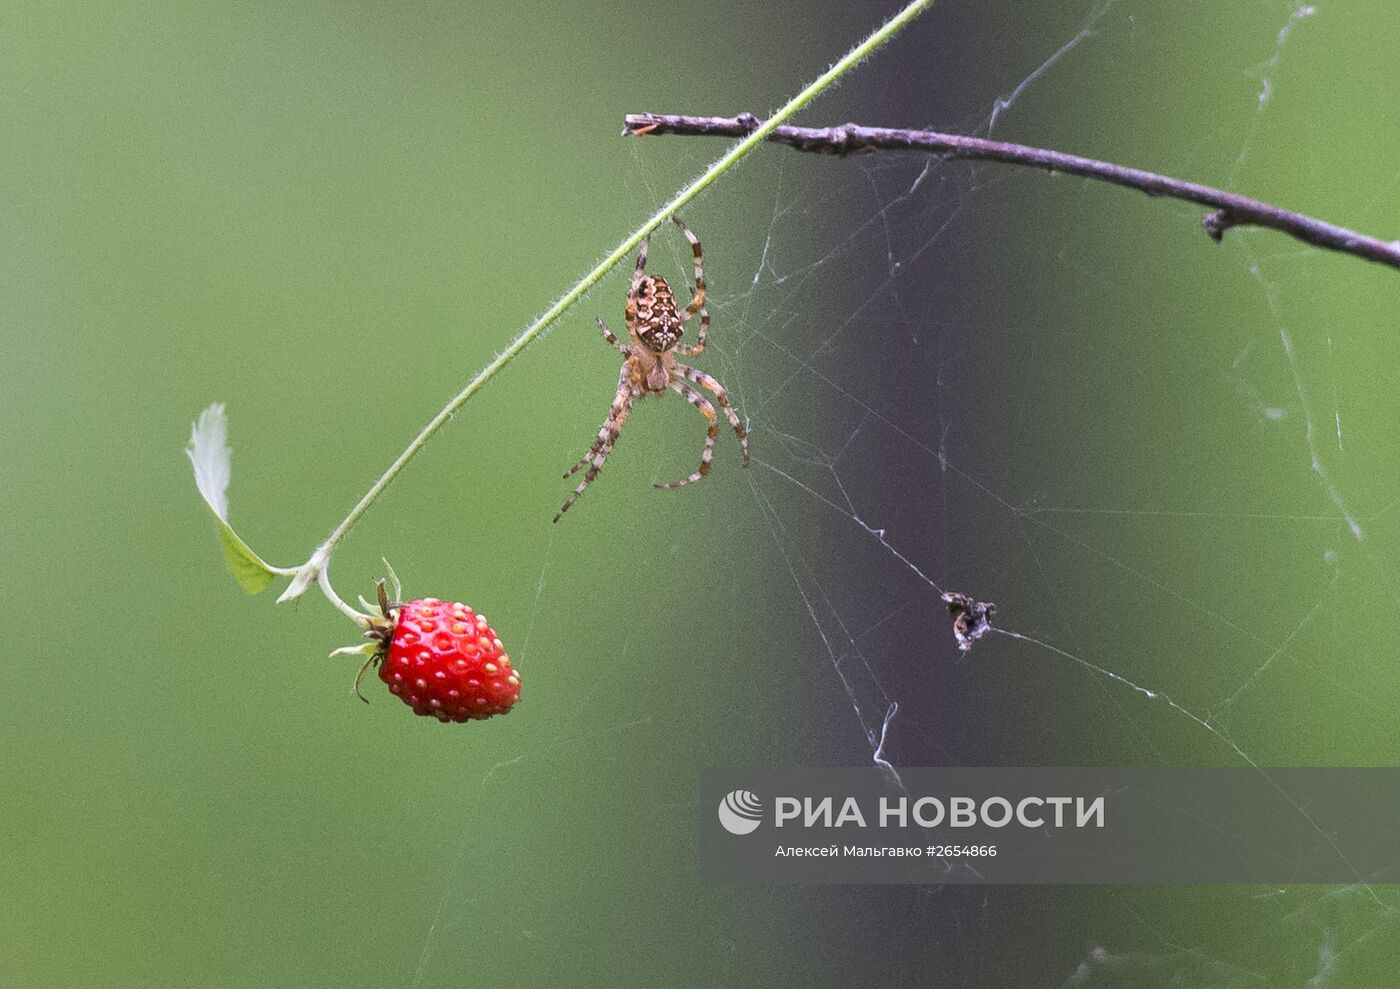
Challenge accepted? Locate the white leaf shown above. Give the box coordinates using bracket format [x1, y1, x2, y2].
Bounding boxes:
[186, 402, 231, 522]
[186, 402, 276, 594]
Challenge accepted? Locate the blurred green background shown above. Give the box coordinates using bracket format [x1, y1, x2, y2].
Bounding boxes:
[4, 1, 1399, 985]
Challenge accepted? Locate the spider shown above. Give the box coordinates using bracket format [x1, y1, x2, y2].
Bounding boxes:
[555, 215, 749, 522]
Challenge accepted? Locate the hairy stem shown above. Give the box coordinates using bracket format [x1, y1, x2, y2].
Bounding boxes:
[623, 113, 1400, 272]
[297, 0, 937, 602]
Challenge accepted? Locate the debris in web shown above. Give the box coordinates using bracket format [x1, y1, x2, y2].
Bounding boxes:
[940, 592, 996, 653]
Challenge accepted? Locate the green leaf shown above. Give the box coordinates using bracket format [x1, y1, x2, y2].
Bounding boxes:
[211, 507, 276, 594]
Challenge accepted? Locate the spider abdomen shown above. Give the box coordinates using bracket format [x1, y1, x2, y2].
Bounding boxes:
[633, 275, 684, 353]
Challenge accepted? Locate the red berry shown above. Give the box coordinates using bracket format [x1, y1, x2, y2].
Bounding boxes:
[377, 598, 520, 723]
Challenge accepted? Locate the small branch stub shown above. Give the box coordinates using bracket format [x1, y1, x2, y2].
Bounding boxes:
[1202, 209, 1237, 243]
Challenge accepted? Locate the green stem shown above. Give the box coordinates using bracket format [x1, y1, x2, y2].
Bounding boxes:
[310, 0, 935, 573]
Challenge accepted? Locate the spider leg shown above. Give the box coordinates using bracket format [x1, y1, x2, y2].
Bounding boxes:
[676, 305, 708, 357]
[563, 364, 630, 478]
[556, 369, 634, 522]
[556, 407, 629, 520]
[563, 446, 597, 479]
[629, 234, 650, 296]
[670, 215, 706, 320]
[597, 317, 627, 355]
[677, 363, 748, 466]
[655, 379, 718, 490]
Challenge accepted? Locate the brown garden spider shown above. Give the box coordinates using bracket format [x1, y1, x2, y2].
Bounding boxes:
[555, 215, 749, 522]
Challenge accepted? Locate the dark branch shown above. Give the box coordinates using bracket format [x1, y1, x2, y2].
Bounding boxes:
[623, 112, 1400, 273]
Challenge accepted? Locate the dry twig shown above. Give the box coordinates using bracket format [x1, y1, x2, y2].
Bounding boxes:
[624, 112, 1400, 273]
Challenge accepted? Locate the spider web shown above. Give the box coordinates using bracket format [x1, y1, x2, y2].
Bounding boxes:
[412, 2, 1400, 984]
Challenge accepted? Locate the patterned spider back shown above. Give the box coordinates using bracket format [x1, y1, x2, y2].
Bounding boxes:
[632, 275, 683, 353]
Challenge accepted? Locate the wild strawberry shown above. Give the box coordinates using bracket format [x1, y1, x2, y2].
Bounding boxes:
[377, 598, 520, 722]
[337, 579, 521, 723]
